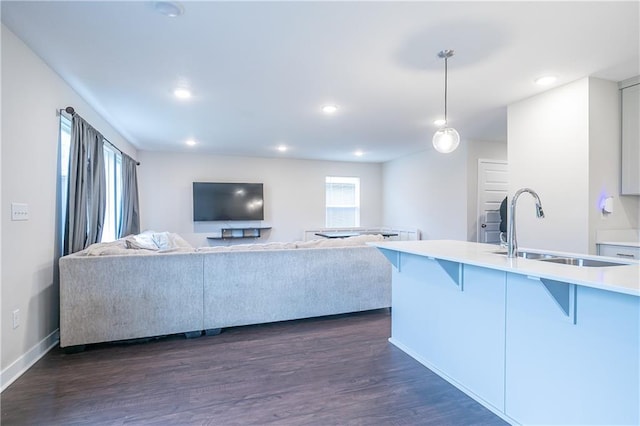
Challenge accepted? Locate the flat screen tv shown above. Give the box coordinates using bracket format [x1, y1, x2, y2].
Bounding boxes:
[193, 182, 264, 222]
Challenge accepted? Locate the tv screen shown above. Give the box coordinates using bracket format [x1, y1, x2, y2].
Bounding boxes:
[193, 182, 264, 221]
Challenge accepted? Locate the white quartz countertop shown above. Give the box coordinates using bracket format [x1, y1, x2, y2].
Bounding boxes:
[370, 240, 640, 297]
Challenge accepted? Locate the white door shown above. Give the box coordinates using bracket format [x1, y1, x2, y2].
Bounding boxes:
[477, 159, 508, 244]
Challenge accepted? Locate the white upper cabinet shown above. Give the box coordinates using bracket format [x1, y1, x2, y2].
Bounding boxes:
[621, 80, 640, 195]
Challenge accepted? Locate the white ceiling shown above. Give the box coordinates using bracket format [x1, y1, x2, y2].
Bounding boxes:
[2, 1, 638, 162]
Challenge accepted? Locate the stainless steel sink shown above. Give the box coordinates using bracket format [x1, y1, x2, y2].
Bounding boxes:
[519, 252, 553, 260]
[537, 257, 628, 267]
[493, 250, 630, 267]
[493, 250, 553, 260]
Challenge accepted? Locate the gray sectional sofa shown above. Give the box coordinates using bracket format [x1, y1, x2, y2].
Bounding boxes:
[59, 235, 391, 348]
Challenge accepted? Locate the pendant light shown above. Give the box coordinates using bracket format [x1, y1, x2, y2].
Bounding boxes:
[432, 49, 460, 154]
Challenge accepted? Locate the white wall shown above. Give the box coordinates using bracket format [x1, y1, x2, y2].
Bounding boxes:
[382, 144, 468, 240]
[466, 140, 508, 242]
[137, 151, 383, 247]
[1, 24, 137, 384]
[588, 78, 640, 248]
[508, 77, 639, 254]
[508, 78, 590, 253]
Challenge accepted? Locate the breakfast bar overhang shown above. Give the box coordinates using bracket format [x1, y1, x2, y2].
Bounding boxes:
[370, 240, 640, 425]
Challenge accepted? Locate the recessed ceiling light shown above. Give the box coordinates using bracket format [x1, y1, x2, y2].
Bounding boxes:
[277, 145, 288, 152]
[321, 104, 338, 114]
[354, 150, 364, 157]
[154, 1, 184, 18]
[433, 119, 447, 126]
[174, 88, 191, 99]
[534, 75, 557, 86]
[185, 139, 196, 146]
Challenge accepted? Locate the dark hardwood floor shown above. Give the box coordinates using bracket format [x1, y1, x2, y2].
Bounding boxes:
[1, 310, 507, 425]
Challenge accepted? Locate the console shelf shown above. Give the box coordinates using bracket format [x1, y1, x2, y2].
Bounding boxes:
[207, 227, 272, 240]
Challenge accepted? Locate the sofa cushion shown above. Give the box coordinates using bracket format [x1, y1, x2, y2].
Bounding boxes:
[80, 232, 194, 255]
[198, 241, 298, 252]
[296, 234, 384, 249]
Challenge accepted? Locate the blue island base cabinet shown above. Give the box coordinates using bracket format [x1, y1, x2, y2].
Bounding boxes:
[380, 245, 640, 425]
[390, 253, 507, 413]
[505, 273, 640, 425]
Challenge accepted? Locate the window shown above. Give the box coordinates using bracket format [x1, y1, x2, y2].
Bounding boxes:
[102, 143, 122, 242]
[58, 117, 123, 245]
[325, 176, 360, 227]
[59, 115, 71, 245]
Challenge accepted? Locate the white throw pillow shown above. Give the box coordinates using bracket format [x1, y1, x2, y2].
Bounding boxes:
[125, 233, 159, 250]
[83, 239, 127, 256]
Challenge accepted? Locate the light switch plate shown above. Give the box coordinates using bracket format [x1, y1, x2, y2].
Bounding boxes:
[11, 203, 29, 221]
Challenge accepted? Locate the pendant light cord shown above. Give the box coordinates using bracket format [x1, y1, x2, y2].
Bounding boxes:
[444, 56, 448, 123]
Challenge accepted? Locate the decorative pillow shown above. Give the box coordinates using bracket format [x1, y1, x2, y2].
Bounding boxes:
[82, 239, 127, 256]
[152, 232, 193, 250]
[78, 231, 193, 255]
[167, 233, 193, 249]
[151, 232, 172, 249]
[122, 231, 194, 251]
[125, 233, 158, 250]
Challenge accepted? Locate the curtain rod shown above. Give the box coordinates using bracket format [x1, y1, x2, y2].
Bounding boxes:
[60, 106, 140, 166]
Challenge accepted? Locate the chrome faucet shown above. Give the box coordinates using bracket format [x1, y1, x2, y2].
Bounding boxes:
[507, 188, 545, 258]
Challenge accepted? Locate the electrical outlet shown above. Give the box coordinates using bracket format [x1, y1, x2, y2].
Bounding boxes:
[12, 309, 20, 329]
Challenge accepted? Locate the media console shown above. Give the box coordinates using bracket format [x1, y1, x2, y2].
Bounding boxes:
[207, 227, 272, 240]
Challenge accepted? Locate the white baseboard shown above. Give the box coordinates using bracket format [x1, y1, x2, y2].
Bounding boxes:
[1, 328, 59, 393]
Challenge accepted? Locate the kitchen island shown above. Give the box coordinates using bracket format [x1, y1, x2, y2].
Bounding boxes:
[370, 240, 639, 425]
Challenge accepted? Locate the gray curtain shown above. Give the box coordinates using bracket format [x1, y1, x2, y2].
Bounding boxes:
[64, 115, 106, 255]
[117, 154, 140, 238]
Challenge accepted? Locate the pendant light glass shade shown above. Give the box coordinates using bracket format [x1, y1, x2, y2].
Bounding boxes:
[432, 49, 460, 154]
[432, 127, 460, 153]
